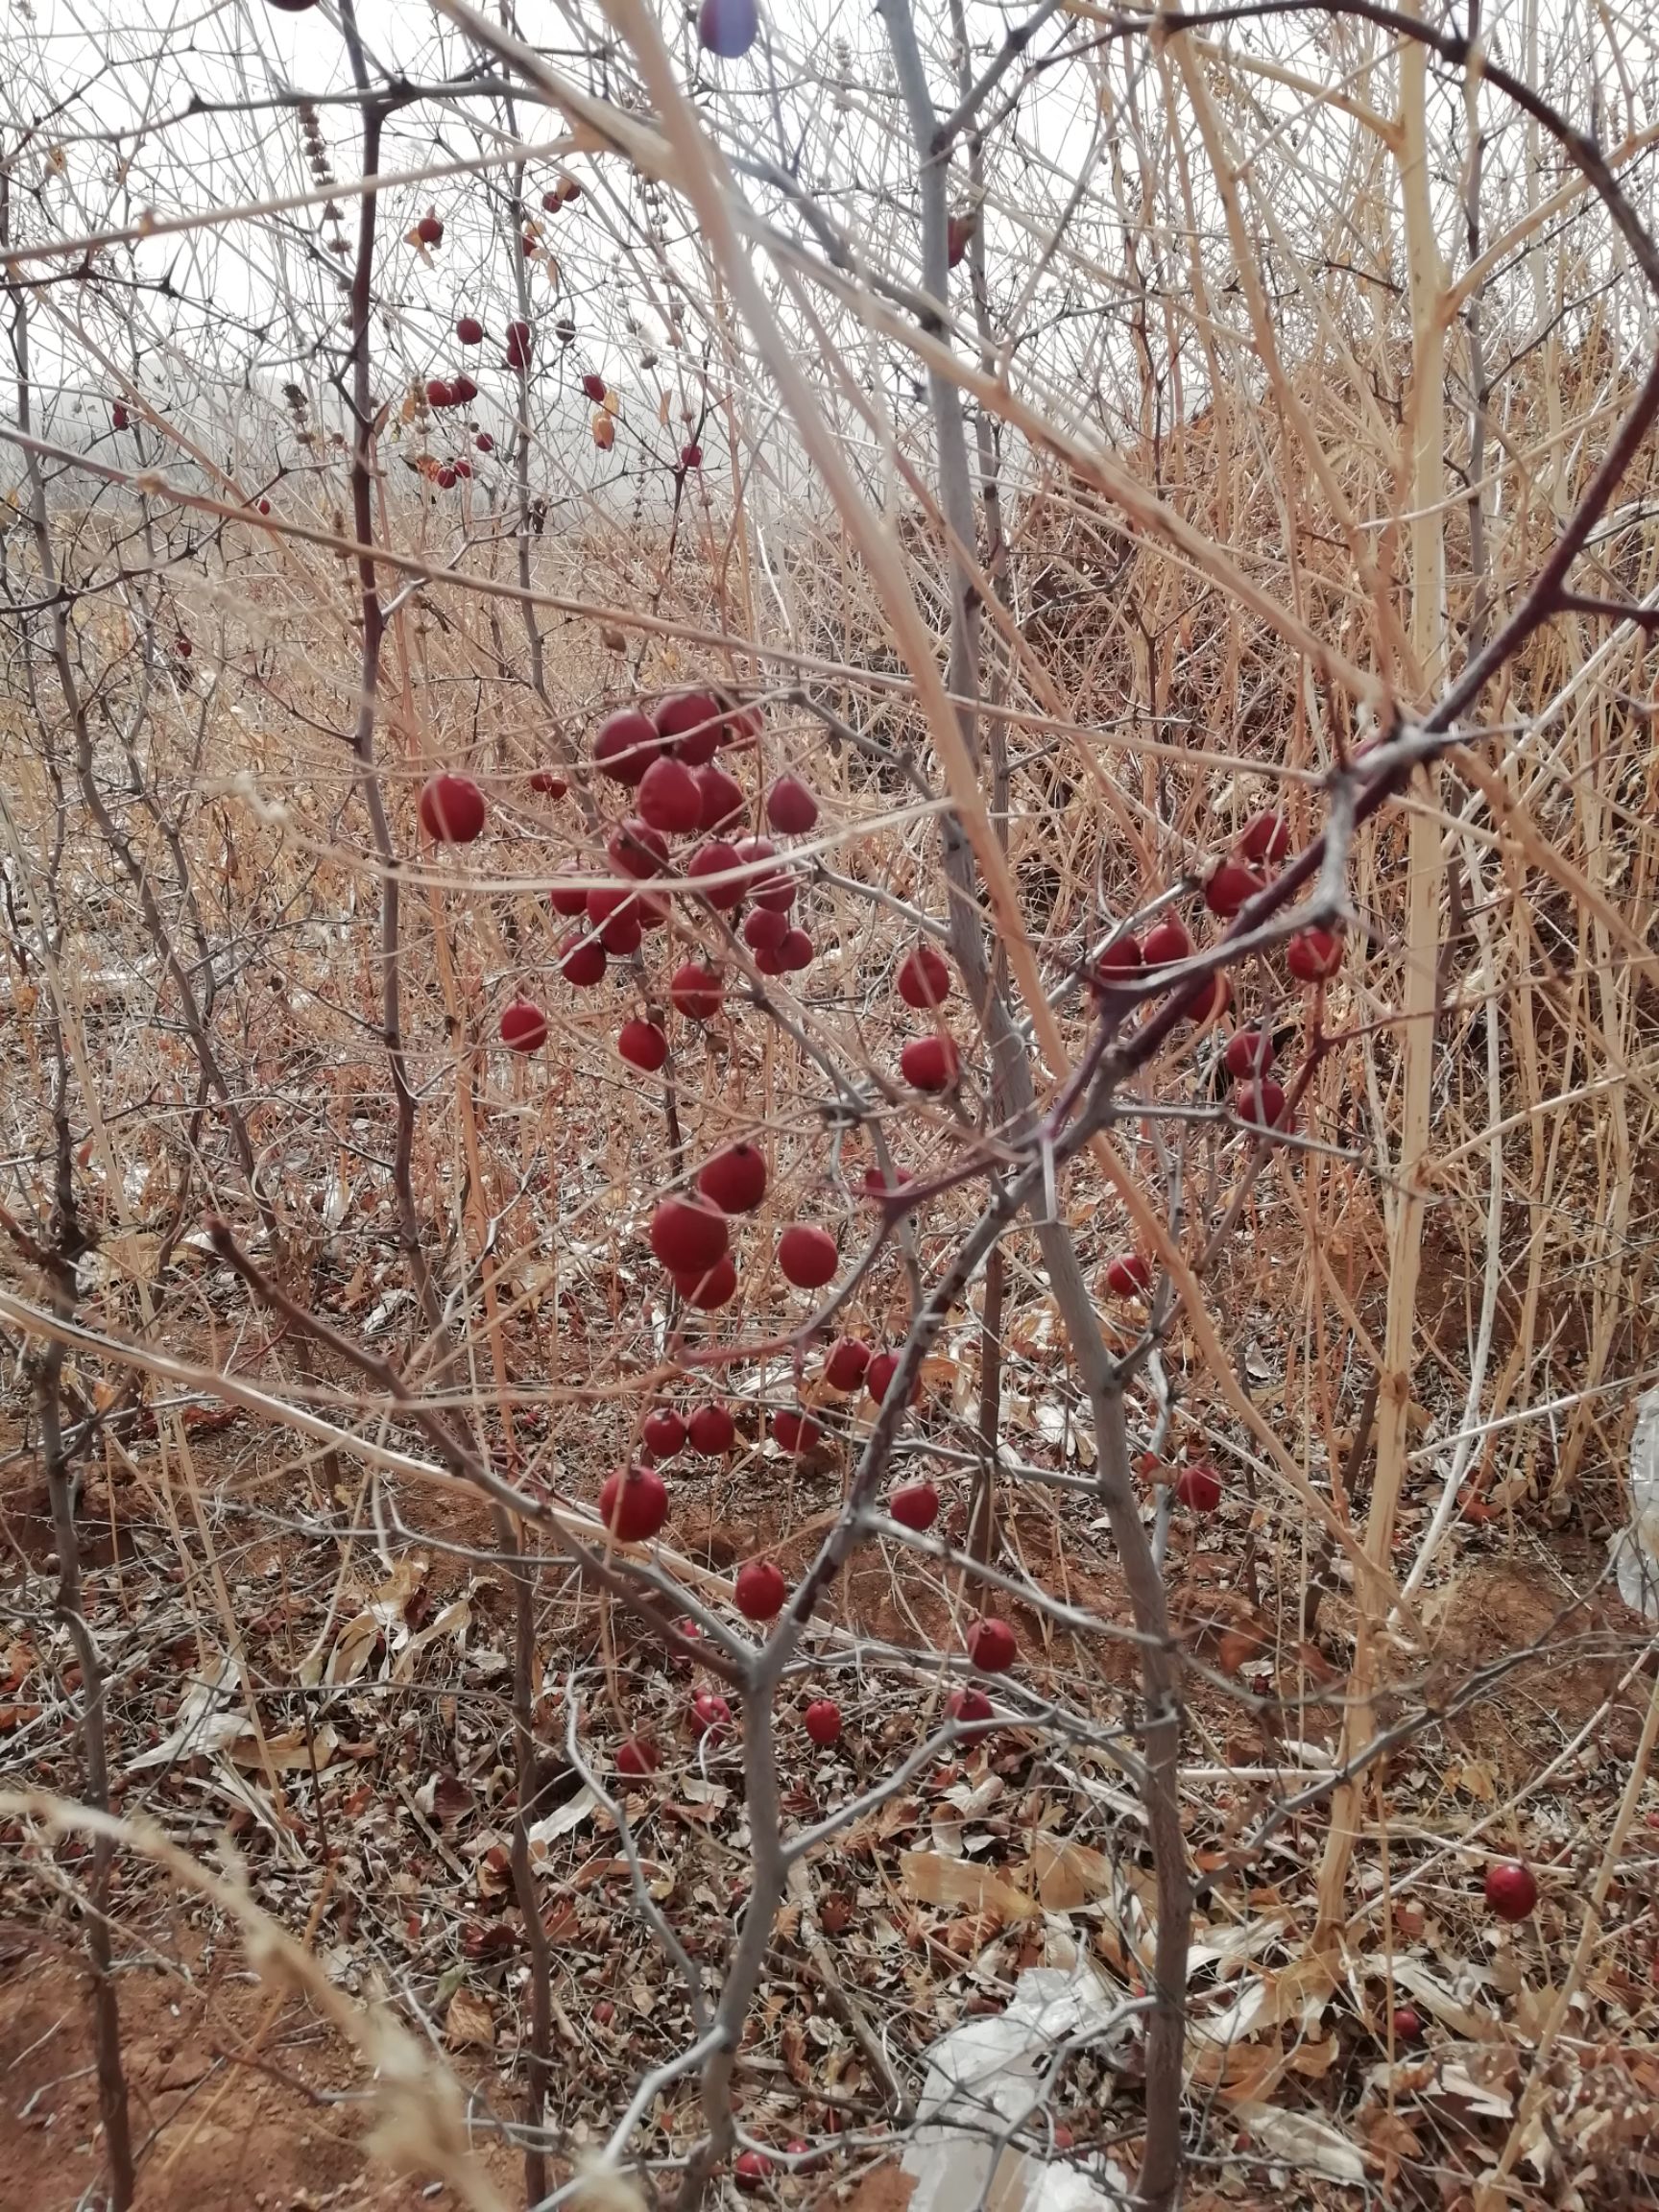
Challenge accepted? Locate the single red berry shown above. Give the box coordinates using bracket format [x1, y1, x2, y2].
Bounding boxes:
[824, 1338, 871, 1390]
[733, 2150, 772, 2195]
[681, 443, 704, 469]
[451, 372, 478, 404]
[499, 999, 548, 1053]
[505, 318, 533, 368]
[1484, 1860, 1538, 1921]
[549, 864, 589, 917]
[947, 211, 974, 266]
[732, 832, 775, 866]
[1391, 2005, 1423, 2044]
[425, 377, 455, 410]
[456, 314, 484, 345]
[866, 1352, 919, 1407]
[453, 459, 471, 480]
[669, 961, 724, 1021]
[771, 1409, 821, 1455]
[650, 1198, 728, 1276]
[748, 871, 797, 916]
[692, 1689, 733, 1737]
[1234, 1076, 1286, 1129]
[889, 1481, 940, 1530]
[699, 0, 759, 57]
[743, 906, 788, 952]
[1183, 971, 1232, 1027]
[416, 211, 445, 246]
[112, 401, 130, 430]
[674, 1254, 737, 1310]
[587, 886, 642, 956]
[1238, 809, 1291, 864]
[609, 816, 670, 878]
[902, 1035, 959, 1092]
[686, 840, 745, 908]
[653, 689, 725, 766]
[1174, 1461, 1222, 1512]
[966, 1616, 1018, 1672]
[861, 1165, 912, 1204]
[613, 1734, 658, 1776]
[1104, 1253, 1151, 1298]
[1093, 934, 1143, 989]
[175, 635, 192, 658]
[599, 1463, 669, 1542]
[778, 1223, 837, 1289]
[698, 1142, 768, 1214]
[637, 755, 704, 834]
[257, 497, 272, 515]
[686, 1403, 735, 1455]
[1287, 926, 1344, 982]
[418, 771, 487, 844]
[696, 762, 746, 832]
[618, 1019, 668, 1071]
[804, 1697, 842, 1746]
[581, 372, 607, 403]
[1205, 860, 1264, 918]
[436, 467, 457, 489]
[897, 943, 951, 1009]
[642, 1407, 686, 1459]
[1223, 1028, 1275, 1079]
[475, 430, 494, 453]
[947, 1685, 996, 1736]
[1142, 917, 1193, 967]
[593, 708, 664, 785]
[777, 927, 813, 972]
[734, 1557, 787, 1621]
[766, 774, 819, 834]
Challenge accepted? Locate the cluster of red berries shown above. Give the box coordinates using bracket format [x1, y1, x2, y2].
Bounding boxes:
[894, 941, 960, 1093]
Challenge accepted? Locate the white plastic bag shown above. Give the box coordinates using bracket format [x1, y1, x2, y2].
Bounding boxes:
[1613, 1388, 1659, 1619]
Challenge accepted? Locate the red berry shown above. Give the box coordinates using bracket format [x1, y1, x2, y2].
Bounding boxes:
[456, 315, 484, 345]
[777, 1223, 837, 1289]
[888, 1481, 940, 1530]
[437, 467, 457, 489]
[1234, 1077, 1286, 1128]
[418, 771, 486, 844]
[653, 690, 724, 766]
[505, 318, 533, 368]
[599, 1463, 669, 1542]
[425, 377, 455, 410]
[680, 444, 704, 469]
[696, 762, 746, 831]
[613, 1735, 658, 1776]
[451, 372, 478, 404]
[777, 927, 813, 973]
[902, 1035, 959, 1092]
[897, 943, 950, 1008]
[609, 817, 671, 878]
[724, 702, 764, 747]
[1104, 1253, 1150, 1298]
[947, 212, 974, 266]
[258, 497, 272, 515]
[416, 212, 445, 246]
[1142, 917, 1193, 967]
[1484, 1860, 1537, 1921]
[698, 1142, 767, 1214]
[581, 372, 607, 403]
[499, 998, 548, 1053]
[587, 886, 642, 956]
[453, 460, 471, 480]
[1287, 926, 1344, 983]
[743, 907, 788, 953]
[824, 1338, 871, 1390]
[1391, 2006, 1423, 2044]
[1174, 1461, 1222, 1511]
[866, 1352, 918, 1407]
[734, 1558, 787, 1621]
[771, 1409, 821, 1455]
[593, 708, 664, 785]
[1093, 934, 1143, 989]
[637, 755, 704, 833]
[475, 431, 494, 453]
[618, 1019, 668, 1071]
[748, 871, 797, 916]
[642, 1407, 686, 1458]
[1238, 809, 1291, 864]
[674, 1254, 737, 1310]
[175, 636, 192, 658]
[112, 401, 130, 430]
[947, 1685, 996, 1737]
[733, 2150, 771, 2195]
[804, 1697, 842, 1746]
[699, 0, 759, 57]
[650, 1198, 728, 1276]
[686, 1404, 735, 1454]
[692, 1689, 732, 1737]
[1205, 860, 1264, 918]
[669, 961, 724, 1021]
[966, 1616, 1017, 1672]
[529, 768, 567, 796]
[861, 1165, 912, 1204]
[1223, 1028, 1275, 1079]
[733, 832, 776, 866]
[549, 865, 588, 917]
[766, 774, 819, 835]
[686, 840, 744, 908]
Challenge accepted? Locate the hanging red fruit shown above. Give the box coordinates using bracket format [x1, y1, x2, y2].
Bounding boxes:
[1238, 809, 1290, 864]
[1286, 926, 1343, 982]
[599, 1463, 669, 1542]
[770, 1409, 821, 1455]
[674, 1254, 737, 1310]
[642, 1407, 686, 1459]
[618, 1020, 668, 1071]
[1104, 1253, 1151, 1298]
[888, 1481, 940, 1530]
[698, 1143, 768, 1214]
[498, 999, 548, 1053]
[1141, 917, 1193, 966]
[686, 1404, 735, 1455]
[418, 771, 486, 843]
[1204, 860, 1264, 918]
[823, 1338, 871, 1390]
[698, 0, 759, 57]
[897, 943, 950, 1008]
[733, 1557, 787, 1620]
[593, 708, 663, 785]
[777, 1224, 837, 1289]
[1174, 1462, 1222, 1511]
[804, 1697, 842, 1746]
[649, 1199, 729, 1276]
[766, 774, 819, 834]
[669, 961, 724, 1021]
[901, 1035, 959, 1092]
[965, 1616, 1018, 1672]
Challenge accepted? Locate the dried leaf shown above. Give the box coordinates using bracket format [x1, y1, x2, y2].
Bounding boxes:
[899, 1850, 1039, 1923]
[1233, 2102, 1365, 2182]
[1022, 1834, 1116, 1911]
[444, 1985, 496, 2053]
